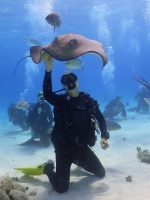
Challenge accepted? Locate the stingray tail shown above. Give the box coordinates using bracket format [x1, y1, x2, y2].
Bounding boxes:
[14, 55, 31, 76]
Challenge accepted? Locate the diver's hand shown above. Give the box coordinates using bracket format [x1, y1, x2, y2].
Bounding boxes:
[100, 138, 109, 150]
[41, 51, 54, 72]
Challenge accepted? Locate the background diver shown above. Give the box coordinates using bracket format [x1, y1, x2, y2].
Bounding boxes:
[20, 91, 53, 147]
[7, 103, 29, 131]
[103, 96, 127, 119]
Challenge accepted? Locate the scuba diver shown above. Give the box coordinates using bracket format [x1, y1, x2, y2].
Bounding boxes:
[7, 103, 28, 131]
[132, 75, 150, 113]
[134, 86, 150, 113]
[20, 91, 53, 147]
[41, 52, 110, 193]
[128, 86, 150, 113]
[103, 96, 127, 119]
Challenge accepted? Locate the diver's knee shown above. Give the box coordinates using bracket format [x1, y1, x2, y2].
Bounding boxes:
[55, 183, 69, 193]
[55, 186, 69, 193]
[55, 179, 69, 193]
[95, 167, 105, 178]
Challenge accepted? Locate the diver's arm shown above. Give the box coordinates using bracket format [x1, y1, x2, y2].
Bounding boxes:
[87, 95, 109, 140]
[95, 108, 109, 150]
[105, 100, 114, 110]
[42, 52, 63, 105]
[121, 106, 127, 119]
[42, 51, 54, 72]
[46, 104, 54, 125]
[95, 109, 108, 136]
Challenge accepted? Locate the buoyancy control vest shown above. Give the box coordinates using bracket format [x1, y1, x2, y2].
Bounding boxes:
[62, 92, 98, 146]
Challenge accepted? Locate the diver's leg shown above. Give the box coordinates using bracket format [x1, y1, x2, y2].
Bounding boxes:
[39, 133, 50, 147]
[45, 144, 71, 193]
[19, 138, 35, 146]
[18, 120, 28, 131]
[75, 145, 105, 178]
[55, 145, 71, 193]
[31, 128, 38, 139]
[136, 100, 142, 112]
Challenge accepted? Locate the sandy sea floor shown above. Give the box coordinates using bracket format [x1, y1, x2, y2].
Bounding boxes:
[0, 109, 150, 200]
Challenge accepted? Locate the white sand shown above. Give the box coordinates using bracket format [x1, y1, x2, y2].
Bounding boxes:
[0, 110, 150, 200]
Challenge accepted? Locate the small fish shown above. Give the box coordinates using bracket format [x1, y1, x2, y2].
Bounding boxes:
[65, 58, 84, 70]
[45, 12, 61, 32]
[24, 37, 43, 46]
[16, 100, 30, 110]
[144, 98, 150, 105]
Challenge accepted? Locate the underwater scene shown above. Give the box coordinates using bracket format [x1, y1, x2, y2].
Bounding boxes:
[0, 0, 150, 200]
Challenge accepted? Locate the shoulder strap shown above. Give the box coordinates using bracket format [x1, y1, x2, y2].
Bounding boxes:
[80, 92, 99, 107]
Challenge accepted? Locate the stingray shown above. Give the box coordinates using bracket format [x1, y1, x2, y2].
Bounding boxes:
[14, 33, 108, 75]
[105, 119, 121, 131]
[133, 75, 150, 91]
[45, 12, 61, 32]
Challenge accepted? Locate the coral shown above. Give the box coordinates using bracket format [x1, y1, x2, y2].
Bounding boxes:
[125, 175, 132, 182]
[137, 147, 150, 163]
[9, 190, 28, 200]
[0, 188, 10, 200]
[0, 176, 28, 200]
[28, 191, 37, 196]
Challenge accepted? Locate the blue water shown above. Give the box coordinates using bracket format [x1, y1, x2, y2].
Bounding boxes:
[1, 0, 150, 110]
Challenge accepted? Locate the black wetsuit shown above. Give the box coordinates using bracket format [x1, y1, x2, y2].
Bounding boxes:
[27, 101, 53, 147]
[43, 71, 108, 193]
[135, 90, 150, 113]
[103, 99, 126, 119]
[7, 103, 28, 131]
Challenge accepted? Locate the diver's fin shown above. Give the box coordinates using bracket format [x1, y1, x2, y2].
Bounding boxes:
[14, 160, 54, 176]
[19, 138, 35, 146]
[14, 166, 44, 175]
[127, 107, 137, 112]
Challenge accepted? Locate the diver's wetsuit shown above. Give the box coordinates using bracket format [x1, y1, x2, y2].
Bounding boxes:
[27, 101, 53, 147]
[7, 103, 28, 131]
[103, 99, 126, 119]
[135, 90, 150, 113]
[43, 71, 108, 193]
